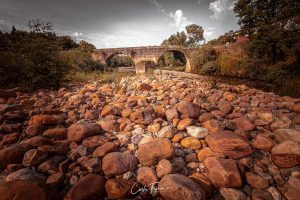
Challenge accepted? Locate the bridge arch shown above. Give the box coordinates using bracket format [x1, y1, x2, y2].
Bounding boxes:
[158, 50, 190, 70]
[105, 53, 135, 68]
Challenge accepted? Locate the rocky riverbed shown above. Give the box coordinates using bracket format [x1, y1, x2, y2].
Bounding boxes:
[0, 72, 300, 200]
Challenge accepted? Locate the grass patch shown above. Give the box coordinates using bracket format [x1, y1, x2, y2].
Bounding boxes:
[67, 71, 134, 84]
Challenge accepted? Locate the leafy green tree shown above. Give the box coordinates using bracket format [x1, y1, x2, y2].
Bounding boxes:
[161, 31, 187, 46]
[234, 0, 300, 63]
[186, 24, 204, 46]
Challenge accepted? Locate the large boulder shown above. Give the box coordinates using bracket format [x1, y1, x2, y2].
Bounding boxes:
[205, 132, 252, 159]
[102, 152, 138, 177]
[64, 174, 105, 200]
[271, 140, 300, 168]
[274, 129, 300, 144]
[204, 157, 242, 188]
[6, 168, 46, 182]
[0, 144, 32, 169]
[137, 138, 174, 166]
[158, 174, 205, 200]
[0, 181, 50, 200]
[67, 123, 101, 142]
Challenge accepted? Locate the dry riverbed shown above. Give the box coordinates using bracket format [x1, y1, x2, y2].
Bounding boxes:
[0, 72, 300, 200]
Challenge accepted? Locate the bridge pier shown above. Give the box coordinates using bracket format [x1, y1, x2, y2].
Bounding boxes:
[136, 63, 146, 74]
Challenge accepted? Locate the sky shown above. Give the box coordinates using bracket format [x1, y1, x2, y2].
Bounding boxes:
[0, 0, 239, 48]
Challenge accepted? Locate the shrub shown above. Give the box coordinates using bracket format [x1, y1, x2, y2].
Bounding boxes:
[199, 61, 218, 74]
[0, 30, 70, 90]
[190, 46, 216, 73]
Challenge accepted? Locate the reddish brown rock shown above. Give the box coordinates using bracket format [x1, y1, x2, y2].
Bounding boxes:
[204, 157, 242, 188]
[177, 117, 193, 131]
[156, 159, 173, 178]
[233, 116, 255, 132]
[46, 172, 65, 187]
[175, 101, 201, 119]
[159, 174, 205, 200]
[245, 172, 269, 189]
[130, 107, 154, 125]
[197, 148, 224, 161]
[136, 167, 158, 187]
[137, 138, 174, 166]
[205, 132, 252, 159]
[105, 179, 135, 199]
[251, 189, 273, 200]
[65, 174, 105, 200]
[252, 134, 275, 152]
[202, 119, 224, 133]
[22, 149, 48, 167]
[67, 123, 101, 142]
[220, 188, 246, 200]
[271, 140, 300, 168]
[165, 109, 179, 122]
[189, 173, 212, 198]
[0, 144, 32, 169]
[292, 103, 300, 113]
[278, 177, 300, 200]
[92, 142, 118, 157]
[100, 105, 121, 117]
[98, 119, 119, 133]
[138, 83, 152, 91]
[43, 128, 67, 139]
[102, 152, 138, 177]
[0, 181, 49, 200]
[180, 137, 201, 150]
[218, 99, 233, 114]
[28, 115, 62, 126]
[274, 129, 300, 144]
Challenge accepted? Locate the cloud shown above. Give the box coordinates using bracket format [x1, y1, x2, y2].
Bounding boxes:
[150, 1, 192, 32]
[150, 0, 167, 15]
[72, 32, 83, 37]
[169, 10, 193, 32]
[204, 27, 215, 40]
[209, 0, 235, 19]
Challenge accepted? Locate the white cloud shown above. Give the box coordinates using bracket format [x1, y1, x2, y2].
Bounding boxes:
[72, 32, 83, 37]
[150, 0, 167, 15]
[169, 10, 193, 32]
[150, 1, 192, 32]
[204, 27, 215, 40]
[209, 0, 235, 19]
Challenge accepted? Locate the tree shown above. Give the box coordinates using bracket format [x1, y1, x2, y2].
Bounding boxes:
[28, 19, 54, 34]
[161, 31, 187, 46]
[234, 0, 300, 63]
[186, 24, 204, 46]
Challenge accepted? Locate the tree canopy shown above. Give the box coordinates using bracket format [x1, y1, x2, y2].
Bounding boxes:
[161, 24, 204, 47]
[234, 0, 300, 63]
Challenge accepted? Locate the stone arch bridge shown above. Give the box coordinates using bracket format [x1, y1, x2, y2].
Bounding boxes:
[91, 46, 199, 73]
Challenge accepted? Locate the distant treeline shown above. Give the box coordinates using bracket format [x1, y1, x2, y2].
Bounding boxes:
[0, 20, 104, 90]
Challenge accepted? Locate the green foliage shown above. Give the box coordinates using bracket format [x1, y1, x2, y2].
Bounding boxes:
[158, 52, 186, 68]
[61, 49, 104, 72]
[0, 28, 69, 89]
[161, 31, 187, 46]
[234, 0, 300, 64]
[162, 24, 205, 47]
[107, 55, 135, 68]
[0, 20, 100, 90]
[191, 46, 217, 70]
[186, 24, 204, 46]
[200, 61, 218, 74]
[207, 30, 238, 45]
